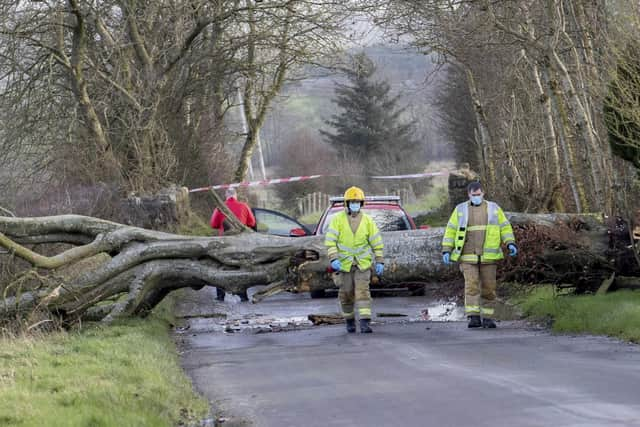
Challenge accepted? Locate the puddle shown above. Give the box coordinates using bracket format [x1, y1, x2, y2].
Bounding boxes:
[176, 297, 469, 335]
[420, 301, 465, 322]
[178, 313, 314, 334]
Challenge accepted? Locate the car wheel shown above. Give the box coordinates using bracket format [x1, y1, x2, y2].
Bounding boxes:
[310, 289, 326, 299]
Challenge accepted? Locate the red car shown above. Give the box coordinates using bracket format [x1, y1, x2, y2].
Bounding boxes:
[252, 196, 428, 298]
[311, 195, 428, 298]
[314, 195, 425, 235]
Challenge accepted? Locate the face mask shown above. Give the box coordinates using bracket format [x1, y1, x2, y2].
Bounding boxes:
[348, 202, 361, 212]
[470, 195, 483, 205]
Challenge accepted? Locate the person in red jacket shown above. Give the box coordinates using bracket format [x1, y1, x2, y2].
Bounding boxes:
[210, 188, 257, 236]
[210, 188, 257, 301]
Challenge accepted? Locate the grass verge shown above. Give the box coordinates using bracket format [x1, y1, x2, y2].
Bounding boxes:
[515, 286, 640, 343]
[403, 184, 448, 216]
[0, 301, 209, 427]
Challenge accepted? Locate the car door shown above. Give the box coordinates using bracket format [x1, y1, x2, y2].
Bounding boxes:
[252, 208, 311, 237]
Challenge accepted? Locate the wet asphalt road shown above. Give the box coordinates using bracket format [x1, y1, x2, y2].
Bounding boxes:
[176, 288, 640, 427]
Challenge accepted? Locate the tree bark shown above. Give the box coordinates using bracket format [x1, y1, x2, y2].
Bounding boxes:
[0, 212, 631, 323]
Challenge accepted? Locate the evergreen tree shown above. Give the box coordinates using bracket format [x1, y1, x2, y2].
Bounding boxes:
[321, 53, 419, 175]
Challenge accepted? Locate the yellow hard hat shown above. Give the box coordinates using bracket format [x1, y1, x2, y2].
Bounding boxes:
[344, 186, 365, 202]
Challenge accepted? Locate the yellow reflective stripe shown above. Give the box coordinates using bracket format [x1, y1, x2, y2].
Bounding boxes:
[502, 233, 515, 240]
[327, 228, 339, 236]
[342, 311, 355, 319]
[368, 232, 381, 242]
[325, 236, 337, 243]
[358, 308, 372, 316]
[484, 248, 501, 254]
[447, 222, 457, 230]
[465, 305, 480, 313]
[499, 221, 510, 227]
[373, 250, 383, 258]
[481, 307, 495, 315]
[467, 225, 487, 231]
[459, 254, 480, 262]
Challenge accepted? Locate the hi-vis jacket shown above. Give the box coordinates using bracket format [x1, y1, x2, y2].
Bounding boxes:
[442, 201, 515, 263]
[324, 211, 384, 272]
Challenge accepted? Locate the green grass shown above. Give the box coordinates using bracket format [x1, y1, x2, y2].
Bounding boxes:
[403, 185, 448, 215]
[176, 211, 212, 236]
[298, 211, 322, 227]
[0, 304, 209, 427]
[515, 286, 640, 343]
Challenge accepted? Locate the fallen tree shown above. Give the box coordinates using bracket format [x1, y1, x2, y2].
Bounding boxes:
[0, 212, 635, 323]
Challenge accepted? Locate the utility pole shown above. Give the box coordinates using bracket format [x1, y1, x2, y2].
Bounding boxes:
[236, 86, 267, 181]
[256, 132, 267, 181]
[236, 87, 255, 180]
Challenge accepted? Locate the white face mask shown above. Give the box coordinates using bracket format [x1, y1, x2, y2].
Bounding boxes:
[348, 202, 361, 212]
[470, 195, 483, 205]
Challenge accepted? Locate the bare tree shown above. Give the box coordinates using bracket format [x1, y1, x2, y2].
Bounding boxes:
[371, 0, 629, 214]
[232, 0, 352, 181]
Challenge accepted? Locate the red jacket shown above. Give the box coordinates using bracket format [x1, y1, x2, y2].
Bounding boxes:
[210, 197, 256, 235]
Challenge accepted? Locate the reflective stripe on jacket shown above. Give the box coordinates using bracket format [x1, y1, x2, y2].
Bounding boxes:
[441, 201, 515, 263]
[324, 211, 384, 271]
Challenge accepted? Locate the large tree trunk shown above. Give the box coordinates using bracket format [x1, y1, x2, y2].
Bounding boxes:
[0, 212, 632, 323]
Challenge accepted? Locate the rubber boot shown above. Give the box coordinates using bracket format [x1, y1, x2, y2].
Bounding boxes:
[359, 318, 372, 333]
[467, 315, 482, 328]
[345, 319, 356, 333]
[482, 318, 497, 328]
[238, 290, 249, 302]
[216, 288, 226, 301]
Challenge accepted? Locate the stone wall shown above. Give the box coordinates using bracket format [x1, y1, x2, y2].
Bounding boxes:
[118, 186, 191, 231]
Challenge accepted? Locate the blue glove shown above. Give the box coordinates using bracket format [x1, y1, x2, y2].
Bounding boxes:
[375, 263, 384, 276]
[442, 252, 451, 265]
[508, 244, 518, 257]
[330, 259, 342, 272]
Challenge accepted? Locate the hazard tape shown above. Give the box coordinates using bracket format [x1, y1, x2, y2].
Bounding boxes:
[188, 170, 448, 193]
[370, 171, 447, 180]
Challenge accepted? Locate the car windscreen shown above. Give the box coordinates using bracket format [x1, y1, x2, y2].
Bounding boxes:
[253, 208, 309, 237]
[320, 208, 411, 234]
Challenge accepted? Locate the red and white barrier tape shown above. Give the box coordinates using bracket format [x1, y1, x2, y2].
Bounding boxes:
[188, 170, 448, 193]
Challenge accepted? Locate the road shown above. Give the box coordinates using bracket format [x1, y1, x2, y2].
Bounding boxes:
[176, 288, 640, 427]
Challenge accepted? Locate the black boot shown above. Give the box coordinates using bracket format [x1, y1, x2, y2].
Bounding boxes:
[467, 315, 481, 328]
[238, 290, 249, 302]
[359, 318, 372, 333]
[482, 318, 497, 328]
[345, 319, 356, 333]
[216, 288, 226, 301]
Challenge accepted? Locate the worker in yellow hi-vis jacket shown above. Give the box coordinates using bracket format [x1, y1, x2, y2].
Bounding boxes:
[324, 186, 384, 333]
[441, 181, 518, 328]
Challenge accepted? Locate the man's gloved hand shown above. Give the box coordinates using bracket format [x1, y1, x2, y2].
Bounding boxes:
[442, 252, 451, 265]
[375, 262, 384, 276]
[508, 244, 518, 257]
[330, 259, 342, 272]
